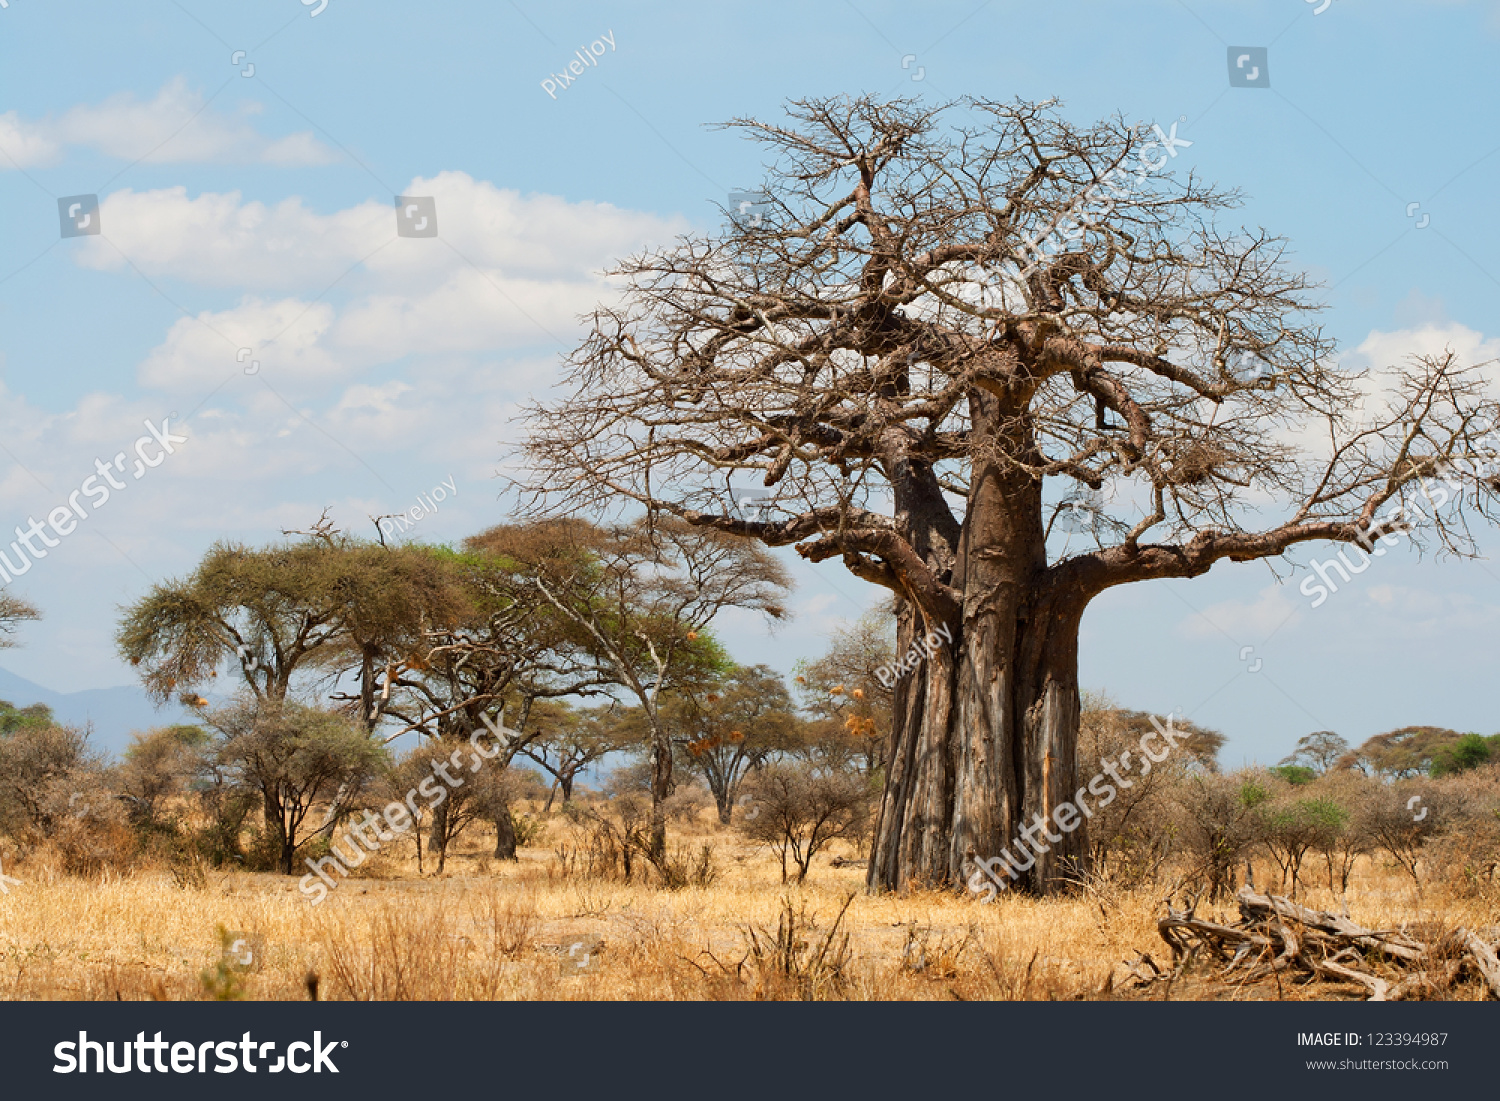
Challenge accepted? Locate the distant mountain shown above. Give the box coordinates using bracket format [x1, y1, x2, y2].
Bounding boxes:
[0, 666, 192, 759]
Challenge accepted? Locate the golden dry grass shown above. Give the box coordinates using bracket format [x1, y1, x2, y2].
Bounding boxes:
[0, 810, 1495, 1001]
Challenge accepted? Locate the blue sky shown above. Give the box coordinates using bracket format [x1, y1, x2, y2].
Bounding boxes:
[2, 0, 1499, 766]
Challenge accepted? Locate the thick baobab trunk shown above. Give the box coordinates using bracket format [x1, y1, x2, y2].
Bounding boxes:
[867, 390, 1088, 895]
[868, 581, 1086, 896]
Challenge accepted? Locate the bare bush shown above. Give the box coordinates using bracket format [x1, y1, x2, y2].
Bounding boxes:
[740, 764, 871, 884]
[0, 724, 108, 851]
[1078, 696, 1215, 887]
[1173, 770, 1272, 899]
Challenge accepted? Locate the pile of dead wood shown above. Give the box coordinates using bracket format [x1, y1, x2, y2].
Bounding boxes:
[1128, 886, 1500, 1001]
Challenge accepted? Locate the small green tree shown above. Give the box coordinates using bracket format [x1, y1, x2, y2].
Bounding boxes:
[0, 699, 53, 735]
[1259, 796, 1348, 895]
[1269, 764, 1317, 786]
[210, 700, 385, 873]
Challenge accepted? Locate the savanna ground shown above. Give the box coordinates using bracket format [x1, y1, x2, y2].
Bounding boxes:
[2, 803, 1494, 1003]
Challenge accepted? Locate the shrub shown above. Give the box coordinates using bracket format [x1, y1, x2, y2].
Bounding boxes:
[1257, 795, 1347, 894]
[0, 723, 108, 849]
[1270, 764, 1317, 786]
[1172, 769, 1272, 899]
[739, 764, 871, 883]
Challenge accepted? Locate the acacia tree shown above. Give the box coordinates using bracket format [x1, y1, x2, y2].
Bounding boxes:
[208, 699, 383, 873]
[667, 663, 799, 823]
[520, 96, 1500, 893]
[1334, 726, 1466, 779]
[493, 516, 789, 858]
[793, 611, 896, 776]
[364, 534, 615, 867]
[523, 702, 634, 809]
[0, 594, 38, 648]
[117, 535, 461, 715]
[1280, 731, 1349, 777]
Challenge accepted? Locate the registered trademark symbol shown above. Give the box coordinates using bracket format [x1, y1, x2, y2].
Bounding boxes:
[341, 1041, 348, 1047]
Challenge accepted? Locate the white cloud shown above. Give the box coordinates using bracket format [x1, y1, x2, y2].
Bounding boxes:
[1350, 320, 1500, 376]
[1180, 584, 1301, 642]
[0, 111, 61, 169]
[332, 268, 602, 356]
[0, 78, 335, 171]
[1339, 320, 1500, 422]
[76, 188, 389, 288]
[139, 298, 342, 390]
[111, 174, 690, 394]
[75, 171, 689, 295]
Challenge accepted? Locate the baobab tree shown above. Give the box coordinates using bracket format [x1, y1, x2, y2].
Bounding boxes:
[519, 95, 1500, 893]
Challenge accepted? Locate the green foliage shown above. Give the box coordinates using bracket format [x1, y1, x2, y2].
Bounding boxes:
[116, 537, 467, 706]
[1239, 779, 1271, 808]
[194, 787, 259, 867]
[0, 699, 54, 736]
[1337, 725, 1469, 779]
[1430, 732, 1498, 777]
[1270, 764, 1317, 786]
[198, 926, 250, 1001]
[1302, 797, 1350, 832]
[211, 700, 387, 872]
[1257, 795, 1350, 892]
[511, 809, 546, 849]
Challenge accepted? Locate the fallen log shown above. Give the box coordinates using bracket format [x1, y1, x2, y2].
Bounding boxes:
[1135, 889, 1500, 1001]
[1461, 930, 1500, 999]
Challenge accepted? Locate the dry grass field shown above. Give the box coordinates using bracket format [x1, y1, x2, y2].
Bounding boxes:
[2, 804, 1495, 1003]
